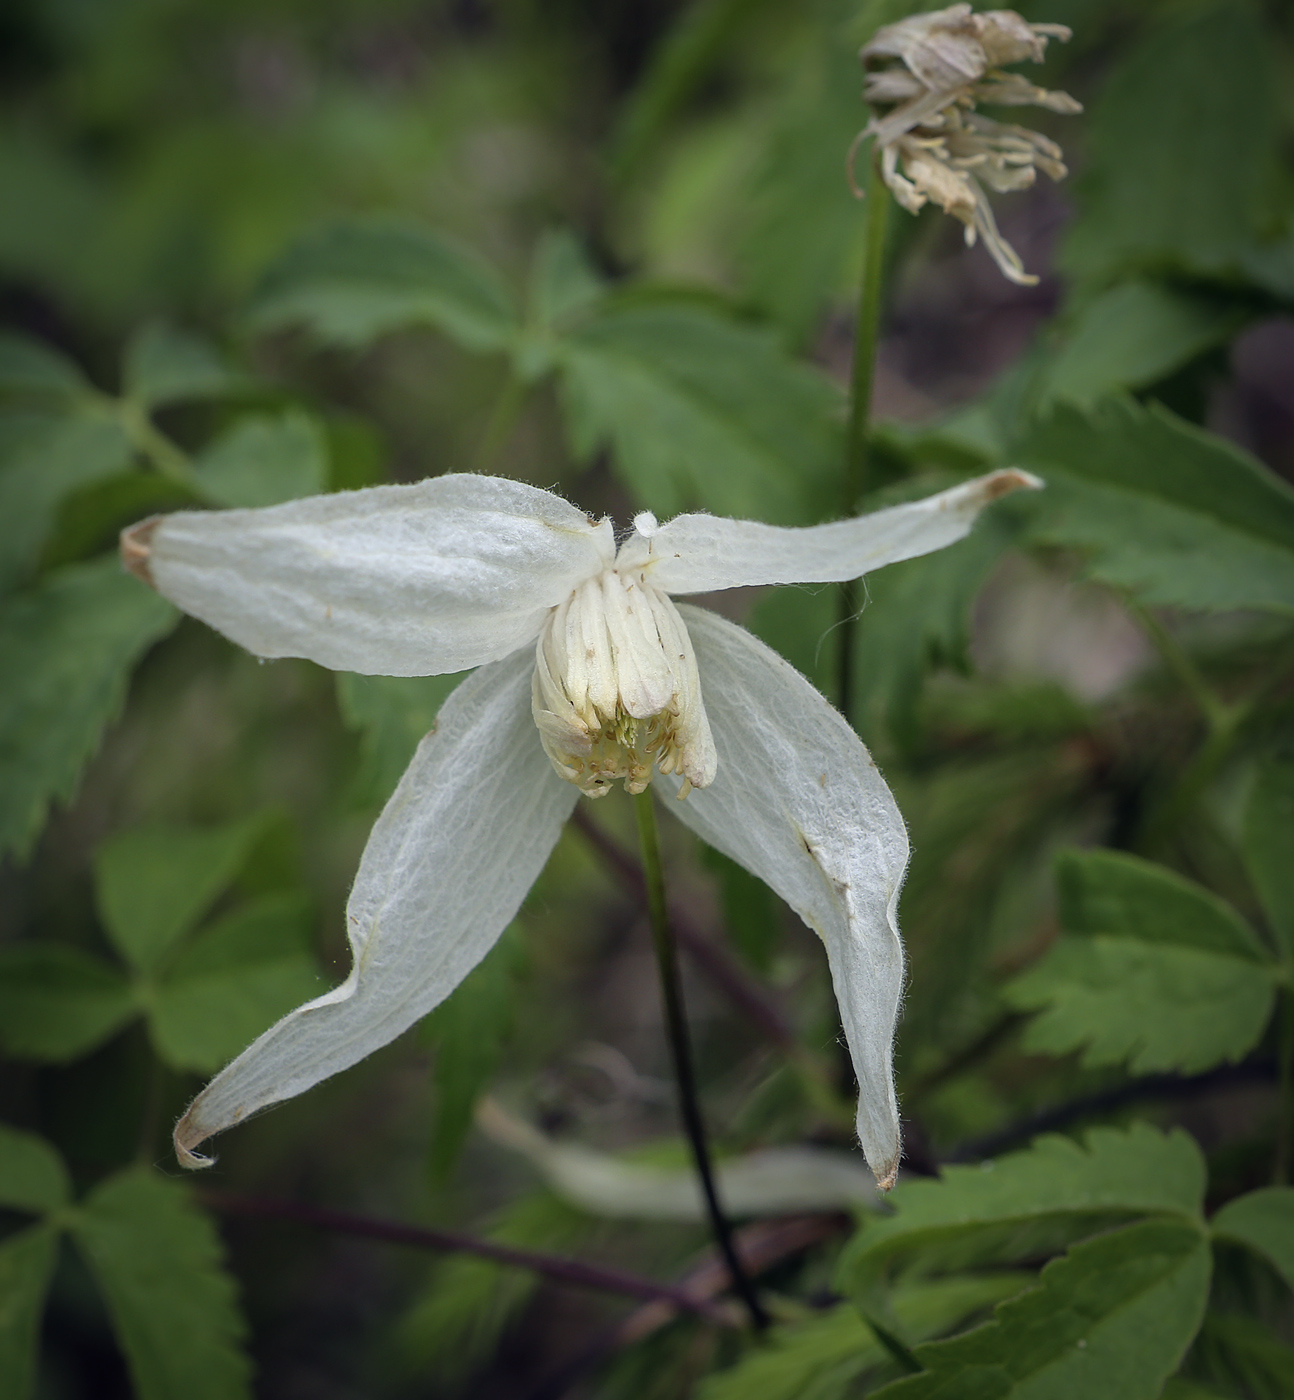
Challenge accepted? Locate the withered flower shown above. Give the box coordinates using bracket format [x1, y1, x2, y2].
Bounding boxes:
[857, 4, 1081, 285]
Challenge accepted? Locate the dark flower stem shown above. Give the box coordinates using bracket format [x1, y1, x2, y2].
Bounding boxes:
[837, 148, 890, 722]
[632, 790, 770, 1331]
[200, 1192, 735, 1324]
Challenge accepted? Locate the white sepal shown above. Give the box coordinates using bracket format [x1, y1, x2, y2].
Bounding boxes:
[615, 469, 1039, 596]
[173, 648, 578, 1167]
[138, 474, 614, 676]
[661, 606, 909, 1187]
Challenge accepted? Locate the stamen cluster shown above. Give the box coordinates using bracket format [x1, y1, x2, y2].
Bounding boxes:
[531, 569, 716, 798]
[858, 4, 1080, 285]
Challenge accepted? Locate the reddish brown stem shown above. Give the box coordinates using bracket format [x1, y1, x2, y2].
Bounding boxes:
[199, 1192, 735, 1325]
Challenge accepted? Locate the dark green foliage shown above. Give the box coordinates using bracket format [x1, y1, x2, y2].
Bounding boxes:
[870, 1220, 1211, 1400]
[0, 1127, 249, 1400]
[1019, 398, 1294, 614]
[2, 0, 1294, 1394]
[0, 558, 177, 860]
[1060, 3, 1288, 287]
[248, 220, 520, 352]
[423, 926, 525, 1181]
[1007, 852, 1278, 1074]
[72, 1171, 251, 1400]
[0, 815, 320, 1072]
[121, 325, 242, 411]
[193, 411, 328, 508]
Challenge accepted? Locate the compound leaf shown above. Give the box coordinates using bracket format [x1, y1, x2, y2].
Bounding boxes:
[248, 219, 518, 352]
[557, 299, 840, 521]
[0, 332, 88, 399]
[1244, 752, 1294, 957]
[149, 893, 322, 1073]
[0, 945, 135, 1062]
[697, 1275, 1031, 1400]
[1019, 398, 1294, 614]
[0, 557, 176, 861]
[1211, 1188, 1294, 1295]
[870, 1219, 1211, 1400]
[194, 410, 327, 508]
[95, 815, 270, 973]
[0, 1124, 70, 1214]
[335, 671, 467, 803]
[1007, 851, 1275, 1075]
[122, 325, 241, 410]
[1040, 283, 1242, 409]
[838, 1124, 1205, 1296]
[73, 1170, 251, 1400]
[0, 1225, 60, 1400]
[0, 410, 133, 590]
[1060, 4, 1284, 287]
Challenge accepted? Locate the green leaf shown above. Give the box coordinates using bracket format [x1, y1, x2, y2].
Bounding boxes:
[557, 299, 840, 520]
[0, 332, 88, 399]
[247, 219, 518, 352]
[1006, 851, 1275, 1074]
[95, 815, 270, 973]
[514, 231, 606, 381]
[0, 945, 136, 1062]
[149, 893, 321, 1073]
[1060, 4, 1285, 287]
[696, 1276, 1032, 1400]
[336, 671, 466, 802]
[424, 925, 523, 1180]
[1211, 1188, 1294, 1294]
[0, 557, 176, 862]
[869, 1219, 1211, 1400]
[1040, 283, 1243, 409]
[1007, 938, 1275, 1075]
[0, 1124, 70, 1213]
[194, 410, 327, 508]
[40, 470, 201, 571]
[1019, 398, 1294, 614]
[1053, 851, 1267, 961]
[1191, 1312, 1294, 1400]
[838, 1124, 1205, 1296]
[1244, 751, 1294, 956]
[527, 230, 604, 332]
[122, 324, 241, 410]
[0, 1225, 59, 1400]
[73, 1170, 251, 1400]
[0, 410, 133, 590]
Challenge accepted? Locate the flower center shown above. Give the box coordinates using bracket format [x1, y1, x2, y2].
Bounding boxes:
[531, 569, 716, 799]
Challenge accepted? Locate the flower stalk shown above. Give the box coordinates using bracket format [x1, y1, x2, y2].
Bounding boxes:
[633, 789, 770, 1331]
[839, 146, 891, 722]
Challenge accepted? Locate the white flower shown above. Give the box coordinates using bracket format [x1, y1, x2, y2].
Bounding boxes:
[857, 4, 1081, 286]
[121, 468, 1039, 1188]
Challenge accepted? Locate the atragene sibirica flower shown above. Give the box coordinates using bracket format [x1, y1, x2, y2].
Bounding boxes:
[121, 467, 1038, 1188]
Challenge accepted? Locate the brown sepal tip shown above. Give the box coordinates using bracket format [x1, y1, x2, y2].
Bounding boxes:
[983, 467, 1044, 501]
[120, 517, 162, 589]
